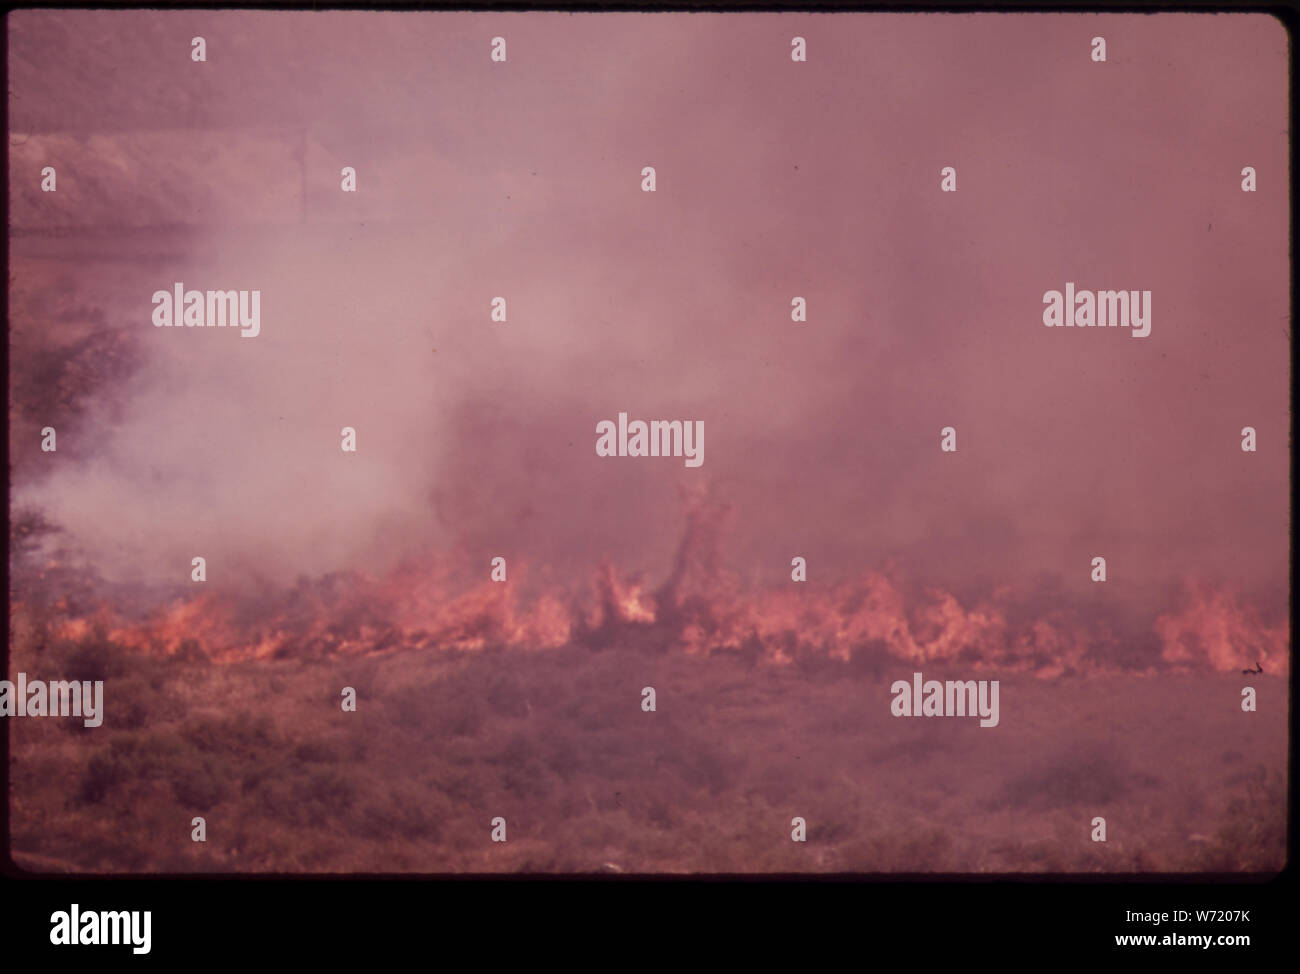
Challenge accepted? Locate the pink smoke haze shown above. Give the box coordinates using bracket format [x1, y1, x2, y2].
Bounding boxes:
[4, 11, 1289, 876]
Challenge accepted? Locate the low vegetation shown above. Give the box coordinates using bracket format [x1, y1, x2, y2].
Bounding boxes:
[7, 621, 1287, 874]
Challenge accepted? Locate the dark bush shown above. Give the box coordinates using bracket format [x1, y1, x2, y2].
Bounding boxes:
[171, 761, 227, 810]
[293, 740, 341, 764]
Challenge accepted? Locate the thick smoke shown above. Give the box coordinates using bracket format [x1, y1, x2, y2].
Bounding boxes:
[9, 12, 1290, 650]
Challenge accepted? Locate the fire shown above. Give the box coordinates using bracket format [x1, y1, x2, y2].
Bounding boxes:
[594, 564, 657, 626]
[19, 500, 1290, 677]
[1155, 581, 1289, 675]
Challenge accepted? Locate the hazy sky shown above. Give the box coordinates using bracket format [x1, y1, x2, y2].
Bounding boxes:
[8, 12, 1290, 621]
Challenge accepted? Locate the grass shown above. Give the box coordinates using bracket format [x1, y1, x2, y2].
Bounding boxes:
[7, 622, 1288, 874]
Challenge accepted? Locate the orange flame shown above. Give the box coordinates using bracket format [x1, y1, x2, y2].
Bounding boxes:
[1155, 581, 1289, 675]
[26, 499, 1289, 677]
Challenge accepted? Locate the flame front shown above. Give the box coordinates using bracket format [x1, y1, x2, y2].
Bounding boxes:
[27, 497, 1288, 676]
[33, 563, 1281, 678]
